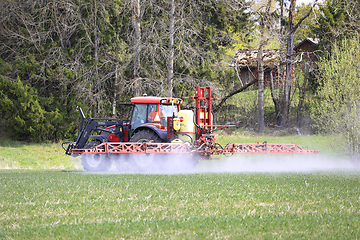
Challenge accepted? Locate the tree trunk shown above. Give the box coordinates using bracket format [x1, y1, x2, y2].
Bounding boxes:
[257, 47, 265, 131]
[133, 0, 141, 97]
[269, 71, 281, 125]
[167, 0, 175, 97]
[281, 0, 296, 126]
[113, 65, 119, 116]
[257, 0, 272, 132]
[93, 0, 101, 113]
[297, 63, 309, 127]
[213, 77, 259, 113]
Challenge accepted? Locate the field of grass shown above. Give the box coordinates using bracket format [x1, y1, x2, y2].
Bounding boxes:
[0, 138, 80, 170]
[215, 128, 350, 160]
[1, 132, 359, 239]
[1, 170, 359, 239]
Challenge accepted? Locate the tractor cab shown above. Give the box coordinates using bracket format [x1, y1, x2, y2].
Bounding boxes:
[130, 96, 183, 130]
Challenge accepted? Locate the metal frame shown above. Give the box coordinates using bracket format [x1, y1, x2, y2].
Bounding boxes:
[217, 143, 319, 155]
[69, 141, 318, 158]
[70, 142, 191, 155]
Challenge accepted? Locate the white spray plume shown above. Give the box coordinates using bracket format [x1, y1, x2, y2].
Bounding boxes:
[80, 153, 359, 174]
[195, 154, 357, 173]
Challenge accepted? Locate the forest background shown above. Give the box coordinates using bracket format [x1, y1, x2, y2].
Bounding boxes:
[1, 0, 360, 160]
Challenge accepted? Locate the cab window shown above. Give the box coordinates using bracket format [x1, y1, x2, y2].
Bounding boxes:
[147, 104, 159, 122]
[131, 104, 147, 128]
[160, 104, 179, 117]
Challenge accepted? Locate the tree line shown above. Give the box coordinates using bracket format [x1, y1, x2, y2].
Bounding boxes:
[1, 0, 360, 161]
[0, 0, 250, 141]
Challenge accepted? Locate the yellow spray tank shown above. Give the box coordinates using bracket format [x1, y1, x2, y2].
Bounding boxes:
[177, 110, 196, 143]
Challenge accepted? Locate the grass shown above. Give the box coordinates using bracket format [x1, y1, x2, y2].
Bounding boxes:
[1, 132, 359, 238]
[1, 170, 359, 239]
[215, 128, 349, 159]
[0, 138, 80, 170]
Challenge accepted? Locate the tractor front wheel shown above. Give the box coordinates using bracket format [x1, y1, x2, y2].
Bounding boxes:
[129, 130, 163, 172]
[81, 141, 112, 172]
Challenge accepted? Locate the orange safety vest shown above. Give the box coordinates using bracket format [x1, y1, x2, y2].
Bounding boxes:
[148, 110, 166, 122]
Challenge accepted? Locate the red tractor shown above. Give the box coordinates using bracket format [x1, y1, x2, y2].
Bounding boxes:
[64, 87, 318, 172]
[65, 93, 186, 171]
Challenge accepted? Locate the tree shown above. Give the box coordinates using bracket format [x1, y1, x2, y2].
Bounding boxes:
[257, 0, 273, 131]
[312, 0, 360, 51]
[167, 0, 175, 97]
[293, 2, 319, 43]
[312, 38, 360, 163]
[132, 0, 142, 96]
[0, 75, 64, 142]
[121, 0, 251, 97]
[0, 0, 252, 141]
[0, 0, 128, 115]
[280, 0, 318, 126]
[214, 0, 317, 129]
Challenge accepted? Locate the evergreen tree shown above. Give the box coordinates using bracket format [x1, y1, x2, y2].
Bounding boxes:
[0, 0, 252, 141]
[312, 0, 360, 51]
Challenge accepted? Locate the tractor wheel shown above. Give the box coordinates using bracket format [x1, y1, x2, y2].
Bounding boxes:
[81, 141, 112, 172]
[129, 130, 163, 172]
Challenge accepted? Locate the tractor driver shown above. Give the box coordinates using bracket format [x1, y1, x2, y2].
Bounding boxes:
[148, 104, 166, 122]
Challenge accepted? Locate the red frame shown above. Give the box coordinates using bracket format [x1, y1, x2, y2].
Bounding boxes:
[191, 87, 216, 139]
[70, 141, 319, 158]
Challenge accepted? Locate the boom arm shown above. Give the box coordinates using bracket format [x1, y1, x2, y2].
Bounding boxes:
[64, 107, 128, 155]
[74, 117, 123, 149]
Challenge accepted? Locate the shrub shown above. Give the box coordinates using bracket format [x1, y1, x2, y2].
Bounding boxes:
[312, 38, 360, 163]
[0, 76, 62, 142]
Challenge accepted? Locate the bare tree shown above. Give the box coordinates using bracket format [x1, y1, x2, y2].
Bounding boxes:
[257, 0, 272, 131]
[280, 0, 318, 126]
[124, 0, 244, 97]
[132, 0, 141, 97]
[167, 0, 175, 97]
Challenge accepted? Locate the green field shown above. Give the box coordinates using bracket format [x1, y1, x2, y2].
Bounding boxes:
[1, 132, 360, 239]
[1, 170, 359, 239]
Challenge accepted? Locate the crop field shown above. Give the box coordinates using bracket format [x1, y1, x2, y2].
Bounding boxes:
[1, 132, 360, 239]
[1, 169, 360, 239]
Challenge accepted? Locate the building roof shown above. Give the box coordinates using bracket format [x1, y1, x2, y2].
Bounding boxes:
[230, 49, 280, 67]
[294, 38, 319, 50]
[294, 38, 319, 51]
[231, 38, 319, 68]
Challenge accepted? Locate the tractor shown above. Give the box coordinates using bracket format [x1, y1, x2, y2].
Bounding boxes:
[64, 87, 318, 172]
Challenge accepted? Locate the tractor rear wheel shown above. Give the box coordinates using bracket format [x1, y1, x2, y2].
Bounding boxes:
[129, 130, 163, 172]
[81, 141, 112, 172]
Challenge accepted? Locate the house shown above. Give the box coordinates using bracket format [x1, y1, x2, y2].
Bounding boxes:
[293, 38, 319, 74]
[230, 38, 318, 87]
[294, 38, 319, 52]
[230, 49, 280, 87]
